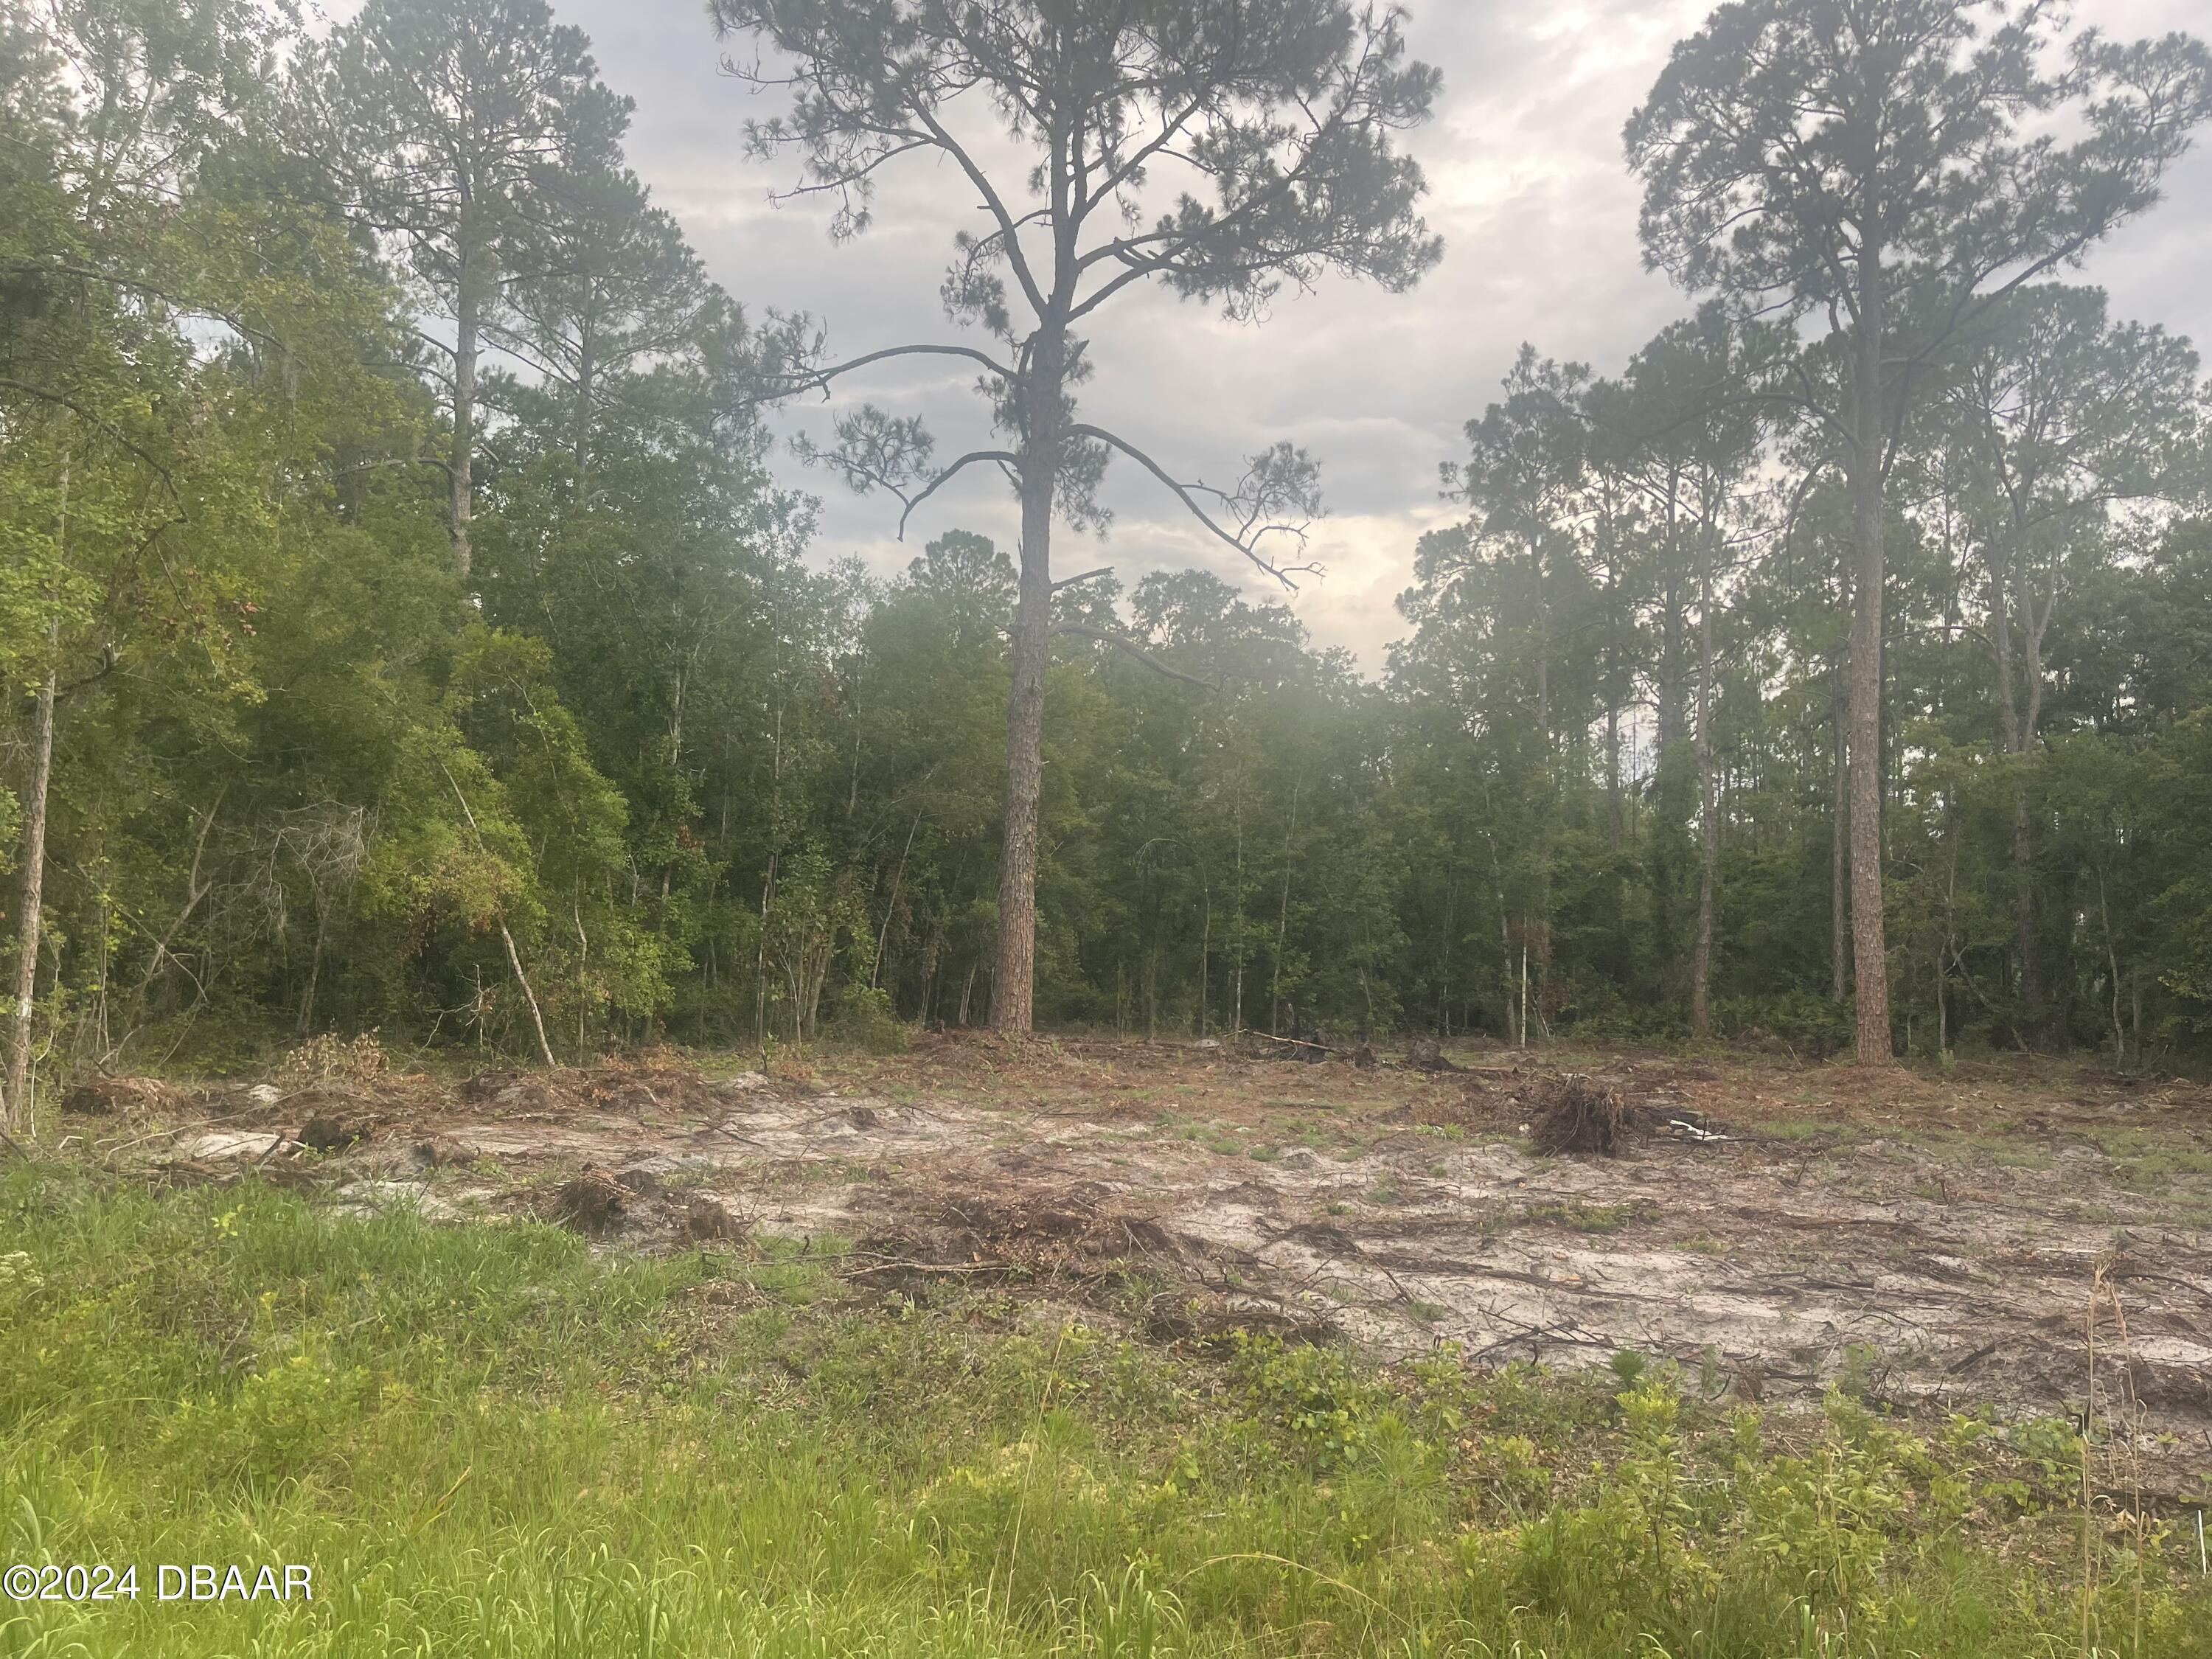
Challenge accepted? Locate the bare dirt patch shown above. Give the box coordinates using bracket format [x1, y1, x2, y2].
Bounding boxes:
[64, 1039, 2212, 1484]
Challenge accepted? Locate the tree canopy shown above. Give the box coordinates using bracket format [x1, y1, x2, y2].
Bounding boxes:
[6, 0, 2212, 1133]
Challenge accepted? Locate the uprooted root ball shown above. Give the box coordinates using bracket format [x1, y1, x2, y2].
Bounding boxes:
[1531, 1074, 1627, 1156]
[552, 1168, 629, 1231]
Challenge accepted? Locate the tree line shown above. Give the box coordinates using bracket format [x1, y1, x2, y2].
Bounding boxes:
[4, 0, 2211, 1128]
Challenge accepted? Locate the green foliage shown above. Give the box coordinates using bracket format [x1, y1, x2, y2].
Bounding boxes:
[1228, 1333, 1395, 1467]
[825, 984, 909, 1054]
[6, 0, 2212, 1111]
[1712, 992, 1858, 1059]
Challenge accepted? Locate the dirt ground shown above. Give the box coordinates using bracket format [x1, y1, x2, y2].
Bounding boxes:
[58, 1034, 2212, 1490]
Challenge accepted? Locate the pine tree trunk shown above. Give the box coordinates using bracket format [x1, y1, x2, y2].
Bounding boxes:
[990, 327, 1064, 1033]
[1846, 255, 1893, 1065]
[1690, 538, 1717, 1039]
[1604, 535, 1624, 852]
[1658, 468, 1684, 753]
[1531, 538, 1555, 1021]
[1231, 773, 1245, 1034]
[1988, 538, 2042, 1021]
[574, 322, 595, 503]
[1830, 647, 1850, 1002]
[1271, 776, 1300, 1035]
[450, 251, 478, 580]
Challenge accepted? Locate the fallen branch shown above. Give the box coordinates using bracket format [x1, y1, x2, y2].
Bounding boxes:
[437, 760, 557, 1069]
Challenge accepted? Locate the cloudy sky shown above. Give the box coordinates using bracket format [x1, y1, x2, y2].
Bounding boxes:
[554, 0, 2212, 672]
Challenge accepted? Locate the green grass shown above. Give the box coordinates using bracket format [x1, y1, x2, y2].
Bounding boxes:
[3, 1166, 2208, 1658]
[1519, 1200, 1648, 1235]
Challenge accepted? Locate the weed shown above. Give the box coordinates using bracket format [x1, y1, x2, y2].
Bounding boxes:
[1523, 1200, 1646, 1234]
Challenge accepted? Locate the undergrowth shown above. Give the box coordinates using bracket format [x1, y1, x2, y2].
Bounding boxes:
[0, 1166, 2205, 1657]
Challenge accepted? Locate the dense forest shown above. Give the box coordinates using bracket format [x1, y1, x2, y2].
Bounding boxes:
[6, 0, 2212, 1133]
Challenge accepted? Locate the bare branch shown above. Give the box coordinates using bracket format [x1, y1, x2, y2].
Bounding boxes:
[896, 448, 1019, 538]
[1070, 423, 1322, 590]
[773, 341, 1015, 400]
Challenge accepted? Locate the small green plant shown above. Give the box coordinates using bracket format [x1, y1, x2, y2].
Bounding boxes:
[1230, 1334, 1391, 1467]
[165, 1348, 372, 1484]
[1837, 1340, 1882, 1401]
[1524, 1200, 1645, 1234]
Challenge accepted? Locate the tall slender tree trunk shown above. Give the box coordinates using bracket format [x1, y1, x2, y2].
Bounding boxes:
[5, 456, 67, 1135]
[1990, 546, 2046, 1027]
[1231, 770, 1245, 1035]
[1530, 537, 1555, 1019]
[2017, 584, 2048, 1011]
[1690, 533, 1717, 1039]
[873, 806, 925, 990]
[1657, 469, 1684, 754]
[1604, 533, 1624, 852]
[4, 623, 58, 1135]
[1197, 877, 1210, 1039]
[1654, 473, 1688, 984]
[990, 326, 1065, 1032]
[451, 248, 479, 580]
[1270, 776, 1301, 1035]
[573, 320, 595, 504]
[1846, 254, 1893, 1064]
[1829, 658, 1850, 1003]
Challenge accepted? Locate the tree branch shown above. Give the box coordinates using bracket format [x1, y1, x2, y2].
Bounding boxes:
[774, 341, 1015, 398]
[1068, 422, 1321, 590]
[1049, 623, 1217, 689]
[908, 105, 1049, 319]
[896, 448, 1018, 538]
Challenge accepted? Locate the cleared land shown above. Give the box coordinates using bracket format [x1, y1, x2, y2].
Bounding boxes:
[74, 1034, 2212, 1489]
[8, 1038, 2212, 1657]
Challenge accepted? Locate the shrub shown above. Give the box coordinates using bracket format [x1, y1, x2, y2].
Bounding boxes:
[824, 986, 910, 1054]
[1711, 992, 1857, 1058]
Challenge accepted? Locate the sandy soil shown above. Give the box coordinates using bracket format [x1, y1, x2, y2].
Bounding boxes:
[63, 1034, 2212, 1486]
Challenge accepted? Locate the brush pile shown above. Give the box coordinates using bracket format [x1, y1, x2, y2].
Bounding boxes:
[1530, 1074, 1627, 1156]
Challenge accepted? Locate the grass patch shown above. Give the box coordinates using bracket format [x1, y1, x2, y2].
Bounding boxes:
[2, 1166, 2206, 1657]
[1520, 1200, 1648, 1235]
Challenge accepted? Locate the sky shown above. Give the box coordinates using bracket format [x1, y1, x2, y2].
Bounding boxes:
[554, 0, 2212, 674]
